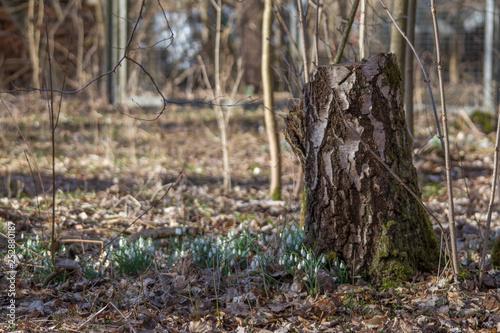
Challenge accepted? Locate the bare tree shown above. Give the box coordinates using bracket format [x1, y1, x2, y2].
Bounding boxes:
[404, 0, 416, 136]
[262, 0, 282, 200]
[389, 0, 408, 81]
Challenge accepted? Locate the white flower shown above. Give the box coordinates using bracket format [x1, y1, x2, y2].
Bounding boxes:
[321, 256, 326, 264]
[297, 263, 302, 270]
[301, 249, 306, 257]
[340, 262, 345, 269]
[306, 253, 311, 261]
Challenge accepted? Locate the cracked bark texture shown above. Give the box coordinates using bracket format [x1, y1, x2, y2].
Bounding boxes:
[285, 53, 439, 284]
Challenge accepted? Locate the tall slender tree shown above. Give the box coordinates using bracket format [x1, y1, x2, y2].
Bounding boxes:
[389, 0, 408, 82]
[262, 0, 282, 200]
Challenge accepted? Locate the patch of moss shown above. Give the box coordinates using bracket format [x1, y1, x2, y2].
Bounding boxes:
[379, 281, 403, 292]
[382, 56, 403, 92]
[270, 186, 282, 201]
[325, 251, 337, 265]
[371, 218, 439, 286]
[458, 268, 473, 282]
[422, 181, 446, 200]
[470, 110, 496, 134]
[491, 235, 500, 268]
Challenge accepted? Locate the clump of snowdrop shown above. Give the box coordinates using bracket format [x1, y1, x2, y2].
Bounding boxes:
[295, 247, 327, 297]
[19, 234, 61, 282]
[111, 236, 155, 275]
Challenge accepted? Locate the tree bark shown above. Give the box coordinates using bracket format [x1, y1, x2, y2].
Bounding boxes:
[285, 53, 439, 285]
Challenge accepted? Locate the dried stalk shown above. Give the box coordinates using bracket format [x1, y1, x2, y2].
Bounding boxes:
[430, 0, 459, 280]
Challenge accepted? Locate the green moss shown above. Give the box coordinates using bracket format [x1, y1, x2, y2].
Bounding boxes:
[270, 186, 282, 201]
[458, 268, 473, 282]
[422, 181, 446, 200]
[491, 235, 500, 268]
[470, 110, 496, 133]
[379, 281, 403, 292]
[382, 56, 402, 92]
[371, 218, 439, 286]
[326, 251, 337, 264]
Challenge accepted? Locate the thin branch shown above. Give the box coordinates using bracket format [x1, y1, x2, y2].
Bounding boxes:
[430, 0, 459, 280]
[333, 0, 360, 64]
[379, 0, 444, 152]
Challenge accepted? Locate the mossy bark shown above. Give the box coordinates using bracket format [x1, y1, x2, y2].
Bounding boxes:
[491, 235, 500, 268]
[285, 53, 439, 285]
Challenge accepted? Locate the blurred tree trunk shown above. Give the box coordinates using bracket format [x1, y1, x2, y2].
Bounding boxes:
[27, 0, 43, 89]
[238, 0, 263, 93]
[285, 54, 439, 284]
[262, 0, 281, 200]
[404, 0, 416, 137]
[389, 0, 407, 83]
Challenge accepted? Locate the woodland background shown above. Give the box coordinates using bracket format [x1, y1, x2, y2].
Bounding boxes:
[1, 0, 500, 332]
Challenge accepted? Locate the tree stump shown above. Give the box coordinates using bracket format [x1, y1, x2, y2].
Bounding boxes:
[285, 53, 439, 285]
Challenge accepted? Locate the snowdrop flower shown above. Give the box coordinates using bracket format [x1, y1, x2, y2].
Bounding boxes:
[315, 267, 318, 274]
[212, 248, 216, 255]
[340, 262, 345, 269]
[301, 249, 306, 257]
[295, 245, 299, 251]
[297, 262, 302, 270]
[238, 249, 242, 256]
[290, 254, 294, 262]
[306, 253, 311, 261]
[334, 261, 338, 267]
[321, 256, 326, 264]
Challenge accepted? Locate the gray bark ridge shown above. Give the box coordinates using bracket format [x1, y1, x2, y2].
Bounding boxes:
[297, 53, 438, 284]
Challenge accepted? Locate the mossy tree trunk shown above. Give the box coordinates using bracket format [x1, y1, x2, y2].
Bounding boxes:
[285, 53, 439, 285]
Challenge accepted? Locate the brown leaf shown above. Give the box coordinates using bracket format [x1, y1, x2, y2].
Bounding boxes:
[363, 315, 387, 329]
[311, 299, 336, 318]
[484, 293, 500, 312]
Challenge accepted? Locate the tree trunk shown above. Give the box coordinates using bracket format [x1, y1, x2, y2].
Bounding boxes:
[262, 0, 282, 200]
[404, 0, 416, 137]
[285, 53, 439, 285]
[389, 0, 408, 83]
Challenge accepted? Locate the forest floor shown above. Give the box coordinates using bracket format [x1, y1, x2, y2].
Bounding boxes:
[1, 93, 500, 332]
